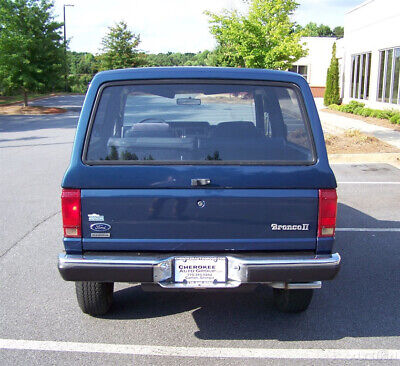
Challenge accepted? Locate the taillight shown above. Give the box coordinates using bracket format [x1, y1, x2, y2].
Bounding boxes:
[61, 189, 81, 238]
[318, 189, 337, 237]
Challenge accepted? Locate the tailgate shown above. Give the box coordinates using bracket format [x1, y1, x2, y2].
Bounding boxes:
[81, 189, 318, 252]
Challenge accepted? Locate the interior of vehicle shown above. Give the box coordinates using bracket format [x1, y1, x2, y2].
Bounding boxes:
[86, 83, 314, 164]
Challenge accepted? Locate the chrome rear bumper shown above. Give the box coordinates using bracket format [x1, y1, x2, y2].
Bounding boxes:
[58, 252, 341, 289]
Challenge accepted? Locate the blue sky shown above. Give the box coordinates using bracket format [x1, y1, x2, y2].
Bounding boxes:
[53, 0, 363, 54]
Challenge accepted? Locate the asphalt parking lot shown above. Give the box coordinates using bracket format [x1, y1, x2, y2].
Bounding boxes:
[1, 95, 400, 365]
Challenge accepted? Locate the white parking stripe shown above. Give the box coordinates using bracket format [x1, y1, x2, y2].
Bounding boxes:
[0, 339, 400, 360]
[337, 182, 400, 184]
[336, 228, 400, 232]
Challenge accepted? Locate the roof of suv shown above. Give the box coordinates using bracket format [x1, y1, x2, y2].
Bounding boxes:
[91, 66, 307, 86]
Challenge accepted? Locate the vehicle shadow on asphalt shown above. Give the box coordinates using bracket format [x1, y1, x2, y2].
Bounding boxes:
[104, 203, 400, 341]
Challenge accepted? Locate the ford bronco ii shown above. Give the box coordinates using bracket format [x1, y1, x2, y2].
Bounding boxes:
[58, 67, 341, 316]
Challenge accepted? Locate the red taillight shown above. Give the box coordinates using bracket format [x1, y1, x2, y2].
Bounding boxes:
[61, 189, 81, 238]
[318, 189, 337, 237]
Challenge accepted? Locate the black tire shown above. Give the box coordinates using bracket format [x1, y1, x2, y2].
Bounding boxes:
[273, 288, 314, 313]
[75, 282, 114, 316]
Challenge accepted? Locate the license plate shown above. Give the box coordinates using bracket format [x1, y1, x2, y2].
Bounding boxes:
[174, 257, 226, 286]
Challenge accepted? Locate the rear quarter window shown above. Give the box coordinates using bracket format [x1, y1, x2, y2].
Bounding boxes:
[84, 81, 315, 165]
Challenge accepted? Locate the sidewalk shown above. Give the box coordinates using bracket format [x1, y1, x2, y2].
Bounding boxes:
[314, 98, 400, 149]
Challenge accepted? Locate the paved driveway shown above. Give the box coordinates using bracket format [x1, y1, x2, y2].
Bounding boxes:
[1, 95, 400, 365]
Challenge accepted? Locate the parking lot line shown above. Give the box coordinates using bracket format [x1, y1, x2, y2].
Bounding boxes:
[337, 182, 400, 184]
[336, 228, 400, 232]
[1, 339, 400, 360]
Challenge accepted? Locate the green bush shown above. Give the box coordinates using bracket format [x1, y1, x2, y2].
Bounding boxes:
[335, 101, 365, 114]
[389, 114, 400, 124]
[339, 104, 354, 113]
[353, 106, 364, 115]
[348, 100, 365, 108]
[329, 100, 400, 123]
[67, 74, 93, 93]
[360, 108, 373, 117]
[381, 110, 394, 120]
[370, 110, 386, 119]
[346, 100, 365, 113]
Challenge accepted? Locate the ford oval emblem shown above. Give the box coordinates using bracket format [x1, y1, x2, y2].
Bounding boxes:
[90, 223, 111, 232]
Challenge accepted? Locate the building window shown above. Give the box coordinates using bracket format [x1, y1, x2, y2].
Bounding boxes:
[350, 52, 371, 100]
[377, 47, 400, 104]
[289, 65, 308, 81]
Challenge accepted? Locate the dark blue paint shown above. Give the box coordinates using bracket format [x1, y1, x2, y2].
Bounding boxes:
[316, 237, 336, 254]
[82, 238, 316, 252]
[63, 238, 82, 254]
[81, 189, 318, 252]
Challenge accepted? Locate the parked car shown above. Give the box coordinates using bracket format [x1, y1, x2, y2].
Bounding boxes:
[58, 67, 341, 316]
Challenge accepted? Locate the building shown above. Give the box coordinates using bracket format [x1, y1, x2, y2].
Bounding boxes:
[290, 0, 400, 110]
[290, 37, 337, 98]
[341, 0, 400, 110]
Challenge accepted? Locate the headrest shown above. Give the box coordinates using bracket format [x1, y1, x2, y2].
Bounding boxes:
[212, 121, 261, 138]
[125, 122, 172, 137]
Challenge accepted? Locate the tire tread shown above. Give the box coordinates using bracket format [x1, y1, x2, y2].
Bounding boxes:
[75, 282, 114, 316]
[273, 288, 313, 313]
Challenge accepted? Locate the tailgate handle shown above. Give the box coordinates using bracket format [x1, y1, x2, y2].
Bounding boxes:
[191, 178, 211, 186]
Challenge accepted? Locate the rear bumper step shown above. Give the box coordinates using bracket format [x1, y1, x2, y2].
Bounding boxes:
[58, 252, 341, 287]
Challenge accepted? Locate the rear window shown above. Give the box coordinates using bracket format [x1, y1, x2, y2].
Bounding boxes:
[85, 81, 315, 165]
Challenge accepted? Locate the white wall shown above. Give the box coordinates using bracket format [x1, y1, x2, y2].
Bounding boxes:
[343, 0, 400, 110]
[293, 37, 337, 87]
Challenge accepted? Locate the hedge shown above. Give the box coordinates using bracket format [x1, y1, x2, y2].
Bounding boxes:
[328, 101, 400, 124]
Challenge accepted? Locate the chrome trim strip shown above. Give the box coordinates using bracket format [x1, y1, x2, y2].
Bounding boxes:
[226, 253, 341, 266]
[59, 254, 166, 266]
[59, 253, 340, 268]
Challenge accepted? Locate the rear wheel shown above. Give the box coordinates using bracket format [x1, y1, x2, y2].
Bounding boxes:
[273, 288, 313, 313]
[75, 282, 114, 316]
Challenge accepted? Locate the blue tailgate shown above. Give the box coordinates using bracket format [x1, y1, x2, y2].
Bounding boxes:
[81, 188, 318, 252]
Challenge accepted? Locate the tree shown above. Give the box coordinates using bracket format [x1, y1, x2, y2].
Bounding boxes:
[67, 51, 98, 93]
[99, 21, 143, 70]
[324, 42, 340, 106]
[301, 22, 320, 37]
[333, 26, 344, 39]
[68, 51, 97, 75]
[0, 0, 64, 106]
[299, 23, 345, 38]
[301, 22, 335, 37]
[143, 51, 211, 67]
[317, 24, 333, 37]
[205, 0, 307, 70]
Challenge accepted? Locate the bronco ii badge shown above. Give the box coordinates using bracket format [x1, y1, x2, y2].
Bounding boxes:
[271, 223, 310, 231]
[88, 213, 104, 222]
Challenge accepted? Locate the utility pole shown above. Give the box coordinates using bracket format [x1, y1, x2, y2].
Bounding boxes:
[63, 4, 74, 92]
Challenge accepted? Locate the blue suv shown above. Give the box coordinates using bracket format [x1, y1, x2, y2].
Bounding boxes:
[58, 67, 341, 316]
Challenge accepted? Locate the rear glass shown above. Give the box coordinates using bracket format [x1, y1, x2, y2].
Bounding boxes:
[85, 82, 315, 164]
